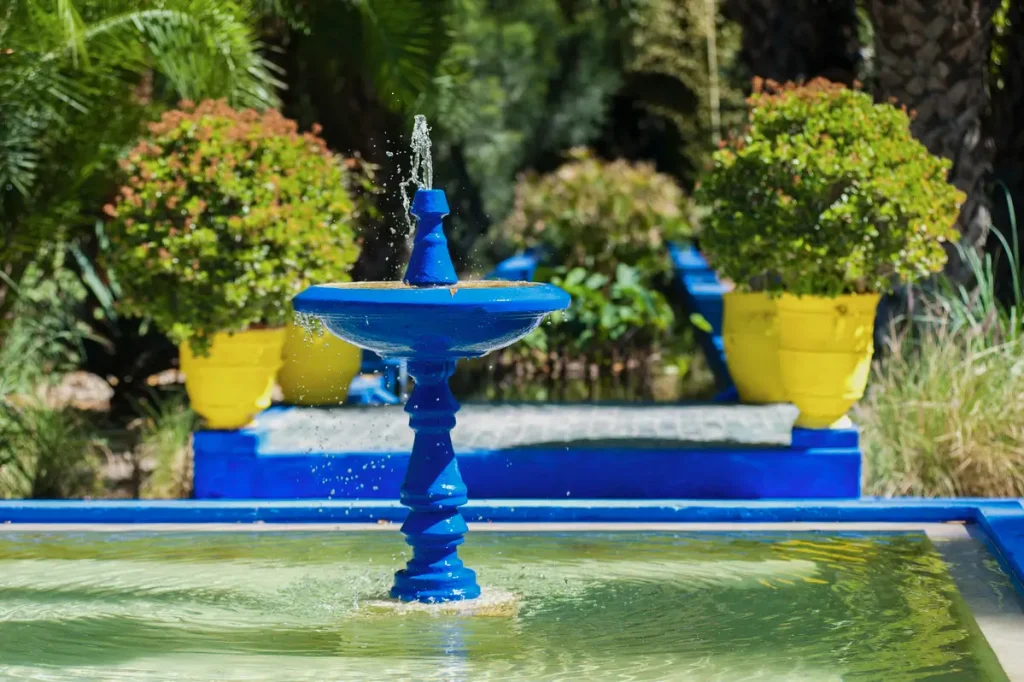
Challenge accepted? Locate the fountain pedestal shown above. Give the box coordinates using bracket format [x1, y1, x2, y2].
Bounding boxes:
[293, 187, 569, 604]
[392, 360, 480, 602]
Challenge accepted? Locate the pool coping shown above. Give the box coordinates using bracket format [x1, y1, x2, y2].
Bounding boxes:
[1, 498, 1022, 599]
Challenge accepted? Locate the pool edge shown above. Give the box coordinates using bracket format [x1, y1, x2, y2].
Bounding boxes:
[1, 498, 1022, 598]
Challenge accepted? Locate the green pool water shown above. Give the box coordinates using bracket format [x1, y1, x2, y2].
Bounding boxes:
[0, 530, 1014, 681]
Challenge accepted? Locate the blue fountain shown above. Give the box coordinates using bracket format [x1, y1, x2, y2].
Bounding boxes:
[294, 157, 568, 604]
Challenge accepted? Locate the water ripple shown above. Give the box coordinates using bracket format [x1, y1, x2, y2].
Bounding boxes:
[0, 531, 1007, 681]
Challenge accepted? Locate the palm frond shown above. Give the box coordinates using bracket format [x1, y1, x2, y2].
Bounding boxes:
[55, 0, 88, 67]
[358, 0, 451, 112]
[48, 3, 282, 108]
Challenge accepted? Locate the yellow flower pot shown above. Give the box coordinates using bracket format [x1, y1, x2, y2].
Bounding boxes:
[776, 293, 881, 429]
[722, 291, 786, 404]
[278, 321, 362, 406]
[179, 328, 286, 430]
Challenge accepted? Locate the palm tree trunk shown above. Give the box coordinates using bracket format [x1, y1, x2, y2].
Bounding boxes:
[723, 0, 861, 85]
[867, 0, 1000, 282]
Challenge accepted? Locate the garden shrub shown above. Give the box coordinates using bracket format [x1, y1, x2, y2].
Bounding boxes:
[103, 100, 377, 354]
[521, 264, 676, 357]
[696, 79, 964, 296]
[500, 148, 691, 279]
[498, 148, 689, 361]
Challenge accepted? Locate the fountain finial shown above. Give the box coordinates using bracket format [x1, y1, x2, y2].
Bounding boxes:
[401, 116, 457, 287]
[404, 189, 458, 286]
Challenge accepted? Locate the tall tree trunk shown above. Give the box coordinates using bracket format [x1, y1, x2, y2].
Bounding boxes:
[723, 0, 861, 85]
[868, 0, 1000, 282]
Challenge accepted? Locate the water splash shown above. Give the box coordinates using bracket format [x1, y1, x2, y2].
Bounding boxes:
[294, 311, 325, 342]
[399, 115, 433, 234]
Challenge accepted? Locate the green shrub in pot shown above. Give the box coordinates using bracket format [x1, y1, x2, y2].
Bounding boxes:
[103, 100, 375, 427]
[695, 78, 963, 297]
[694, 78, 964, 426]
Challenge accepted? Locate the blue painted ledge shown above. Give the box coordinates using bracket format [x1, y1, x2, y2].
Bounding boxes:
[668, 242, 732, 392]
[0, 498, 1020, 524]
[191, 407, 861, 501]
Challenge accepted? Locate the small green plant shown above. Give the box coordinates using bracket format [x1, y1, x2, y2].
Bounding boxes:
[696, 79, 964, 296]
[522, 264, 675, 356]
[498, 148, 692, 279]
[0, 250, 90, 394]
[0, 399, 102, 500]
[103, 100, 377, 354]
[134, 392, 197, 499]
[544, 264, 671, 352]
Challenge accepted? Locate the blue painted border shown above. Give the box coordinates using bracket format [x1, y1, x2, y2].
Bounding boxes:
[1, 498, 1020, 525]
[1, 499, 1021, 598]
[668, 241, 732, 391]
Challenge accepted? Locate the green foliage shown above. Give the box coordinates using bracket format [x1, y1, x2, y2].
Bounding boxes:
[0, 250, 90, 394]
[103, 100, 374, 353]
[521, 264, 675, 355]
[261, 0, 449, 114]
[499, 148, 691, 278]
[859, 205, 1024, 497]
[621, 0, 744, 175]
[426, 0, 621, 236]
[991, 0, 1014, 90]
[498, 149, 686, 358]
[696, 79, 964, 296]
[0, 399, 102, 499]
[426, 0, 740, 256]
[0, 0, 280, 339]
[135, 392, 196, 499]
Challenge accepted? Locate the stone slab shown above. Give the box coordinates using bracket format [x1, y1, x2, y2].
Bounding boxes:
[257, 403, 802, 455]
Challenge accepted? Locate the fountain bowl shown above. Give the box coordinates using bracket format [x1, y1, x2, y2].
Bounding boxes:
[293, 280, 569, 360]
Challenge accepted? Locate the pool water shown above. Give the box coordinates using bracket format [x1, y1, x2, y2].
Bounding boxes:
[0, 530, 1015, 681]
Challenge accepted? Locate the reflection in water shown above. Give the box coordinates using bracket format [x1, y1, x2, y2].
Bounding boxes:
[0, 531, 1011, 681]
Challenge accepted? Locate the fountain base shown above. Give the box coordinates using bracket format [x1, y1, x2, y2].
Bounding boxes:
[361, 587, 520, 617]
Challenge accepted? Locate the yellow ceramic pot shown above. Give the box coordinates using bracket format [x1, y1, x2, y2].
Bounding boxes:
[179, 328, 286, 430]
[278, 321, 362, 406]
[722, 291, 786, 404]
[776, 293, 881, 429]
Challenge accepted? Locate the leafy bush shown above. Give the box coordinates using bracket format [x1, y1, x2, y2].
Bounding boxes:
[499, 148, 692, 279]
[0, 0, 280, 341]
[521, 264, 675, 356]
[103, 100, 376, 353]
[696, 79, 964, 296]
[496, 148, 689, 367]
[0, 250, 90, 394]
